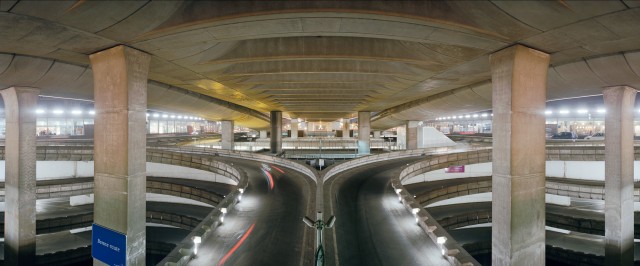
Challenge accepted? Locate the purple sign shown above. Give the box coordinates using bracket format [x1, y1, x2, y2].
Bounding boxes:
[445, 165, 465, 173]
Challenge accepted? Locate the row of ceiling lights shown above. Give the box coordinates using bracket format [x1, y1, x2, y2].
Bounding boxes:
[32, 109, 205, 121]
[435, 113, 492, 121]
[146, 113, 204, 121]
[433, 108, 640, 121]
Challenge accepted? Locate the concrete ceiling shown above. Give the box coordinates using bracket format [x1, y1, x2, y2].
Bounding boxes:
[0, 1, 639, 130]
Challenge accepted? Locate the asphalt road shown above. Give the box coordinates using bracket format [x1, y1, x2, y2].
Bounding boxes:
[326, 157, 451, 266]
[187, 158, 314, 266]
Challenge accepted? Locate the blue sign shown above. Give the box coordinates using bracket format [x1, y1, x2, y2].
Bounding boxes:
[92, 223, 127, 266]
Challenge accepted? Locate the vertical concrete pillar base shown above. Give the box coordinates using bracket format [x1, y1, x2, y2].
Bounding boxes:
[358, 112, 370, 154]
[1, 87, 39, 266]
[490, 44, 549, 266]
[90, 45, 150, 265]
[603, 86, 637, 266]
[221, 121, 234, 150]
[270, 111, 282, 154]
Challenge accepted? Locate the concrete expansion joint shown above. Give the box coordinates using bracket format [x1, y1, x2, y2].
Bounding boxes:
[509, 173, 544, 180]
[95, 173, 138, 180]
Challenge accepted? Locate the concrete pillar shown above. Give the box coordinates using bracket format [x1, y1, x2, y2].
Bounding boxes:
[290, 118, 298, 139]
[221, 120, 234, 150]
[373, 131, 381, 139]
[396, 125, 406, 150]
[260, 130, 267, 139]
[490, 45, 549, 266]
[357, 111, 370, 154]
[90, 45, 150, 266]
[270, 111, 282, 154]
[406, 121, 420, 150]
[342, 120, 350, 138]
[1, 87, 39, 266]
[603, 86, 637, 265]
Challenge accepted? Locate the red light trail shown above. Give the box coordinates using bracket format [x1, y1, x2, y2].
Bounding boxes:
[217, 223, 256, 266]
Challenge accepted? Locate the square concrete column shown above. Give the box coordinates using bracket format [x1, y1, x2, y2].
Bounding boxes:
[490, 44, 549, 266]
[342, 120, 350, 138]
[260, 130, 267, 139]
[603, 86, 637, 265]
[290, 118, 299, 139]
[270, 111, 282, 154]
[221, 120, 234, 150]
[90, 45, 150, 266]
[357, 111, 370, 154]
[1, 87, 39, 266]
[406, 121, 421, 150]
[396, 125, 406, 150]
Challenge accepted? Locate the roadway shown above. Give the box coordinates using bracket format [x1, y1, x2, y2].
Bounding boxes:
[325, 157, 451, 266]
[187, 157, 315, 266]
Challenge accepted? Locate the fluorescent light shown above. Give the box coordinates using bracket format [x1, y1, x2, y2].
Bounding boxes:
[464, 115, 470, 118]
[472, 114, 478, 118]
[36, 109, 45, 114]
[545, 110, 552, 115]
[170, 115, 176, 119]
[437, 236, 447, 244]
[558, 110, 570, 114]
[71, 110, 82, 115]
[162, 114, 168, 118]
[146, 113, 149, 117]
[597, 109, 606, 113]
[481, 113, 488, 117]
[52, 110, 64, 114]
[89, 110, 95, 115]
[153, 113, 159, 118]
[412, 208, 420, 214]
[577, 109, 588, 114]
[178, 116, 183, 119]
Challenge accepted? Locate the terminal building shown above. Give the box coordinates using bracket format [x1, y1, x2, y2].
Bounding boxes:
[0, 1, 639, 266]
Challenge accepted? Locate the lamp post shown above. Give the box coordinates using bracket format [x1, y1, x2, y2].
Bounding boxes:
[303, 212, 336, 266]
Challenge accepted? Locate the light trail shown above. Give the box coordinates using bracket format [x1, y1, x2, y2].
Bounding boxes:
[217, 223, 256, 266]
[272, 165, 285, 174]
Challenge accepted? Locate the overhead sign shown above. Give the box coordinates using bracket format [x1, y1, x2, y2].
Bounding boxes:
[92, 223, 127, 266]
[445, 165, 465, 173]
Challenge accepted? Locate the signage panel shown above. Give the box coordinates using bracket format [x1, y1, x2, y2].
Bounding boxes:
[445, 165, 465, 173]
[92, 223, 127, 266]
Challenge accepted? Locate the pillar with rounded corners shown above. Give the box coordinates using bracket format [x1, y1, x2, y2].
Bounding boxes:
[90, 45, 150, 266]
[603, 86, 637, 266]
[221, 120, 234, 150]
[490, 44, 549, 266]
[406, 121, 421, 149]
[1, 87, 39, 266]
[342, 119, 350, 138]
[270, 111, 282, 154]
[357, 111, 370, 154]
[291, 118, 299, 139]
